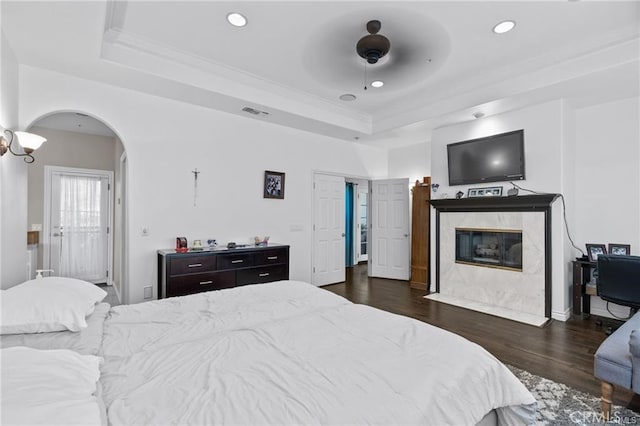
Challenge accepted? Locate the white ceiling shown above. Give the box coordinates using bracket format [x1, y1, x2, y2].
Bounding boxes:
[2, 1, 639, 148]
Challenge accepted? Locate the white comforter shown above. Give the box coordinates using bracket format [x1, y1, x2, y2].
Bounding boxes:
[100, 281, 536, 425]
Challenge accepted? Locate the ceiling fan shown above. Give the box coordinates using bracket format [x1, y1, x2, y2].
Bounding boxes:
[356, 20, 391, 64]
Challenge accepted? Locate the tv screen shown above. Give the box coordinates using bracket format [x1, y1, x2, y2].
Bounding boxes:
[447, 129, 525, 186]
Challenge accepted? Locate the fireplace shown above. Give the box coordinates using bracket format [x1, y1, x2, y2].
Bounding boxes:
[428, 194, 560, 325]
[455, 228, 522, 271]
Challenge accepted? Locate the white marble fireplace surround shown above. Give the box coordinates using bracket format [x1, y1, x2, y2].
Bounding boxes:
[425, 194, 564, 326]
[428, 211, 547, 326]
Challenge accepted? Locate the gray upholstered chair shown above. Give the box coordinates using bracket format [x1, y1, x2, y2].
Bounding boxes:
[593, 254, 640, 419]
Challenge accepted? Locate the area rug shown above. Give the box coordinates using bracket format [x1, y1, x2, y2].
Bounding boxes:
[508, 365, 640, 424]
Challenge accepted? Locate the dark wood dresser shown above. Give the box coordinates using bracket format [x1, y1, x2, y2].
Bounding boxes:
[157, 244, 290, 298]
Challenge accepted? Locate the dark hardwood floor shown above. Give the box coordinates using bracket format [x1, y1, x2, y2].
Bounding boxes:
[324, 264, 640, 412]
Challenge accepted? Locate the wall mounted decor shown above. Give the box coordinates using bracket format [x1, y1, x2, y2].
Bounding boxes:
[264, 170, 285, 199]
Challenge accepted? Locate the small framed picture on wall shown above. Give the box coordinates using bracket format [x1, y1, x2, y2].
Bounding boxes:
[264, 170, 285, 199]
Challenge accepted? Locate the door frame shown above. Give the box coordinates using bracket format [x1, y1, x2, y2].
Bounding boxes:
[43, 165, 114, 284]
[355, 183, 369, 263]
[118, 152, 129, 303]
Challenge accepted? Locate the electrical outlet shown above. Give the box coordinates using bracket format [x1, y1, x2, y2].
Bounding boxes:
[143, 286, 153, 299]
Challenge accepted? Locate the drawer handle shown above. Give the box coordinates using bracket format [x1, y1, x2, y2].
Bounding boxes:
[231, 259, 244, 264]
[188, 263, 203, 268]
[267, 256, 278, 260]
[199, 281, 213, 285]
[259, 273, 270, 277]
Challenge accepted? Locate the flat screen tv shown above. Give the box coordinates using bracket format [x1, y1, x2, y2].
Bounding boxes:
[447, 129, 525, 186]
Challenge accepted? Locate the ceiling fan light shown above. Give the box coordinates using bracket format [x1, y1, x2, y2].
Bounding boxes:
[493, 20, 516, 34]
[357, 35, 391, 64]
[356, 20, 391, 64]
[227, 12, 247, 27]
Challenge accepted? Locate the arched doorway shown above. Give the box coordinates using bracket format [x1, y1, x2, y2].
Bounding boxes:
[26, 111, 127, 304]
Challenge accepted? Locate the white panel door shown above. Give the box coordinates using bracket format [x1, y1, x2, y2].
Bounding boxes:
[370, 178, 410, 280]
[312, 173, 345, 286]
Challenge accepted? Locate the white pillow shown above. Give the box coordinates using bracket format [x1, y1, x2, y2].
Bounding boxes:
[0, 277, 107, 334]
[1, 346, 103, 425]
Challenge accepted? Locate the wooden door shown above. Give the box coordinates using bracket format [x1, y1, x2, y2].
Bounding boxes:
[410, 177, 431, 290]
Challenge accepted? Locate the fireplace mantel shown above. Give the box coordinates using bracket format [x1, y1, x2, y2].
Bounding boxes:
[429, 194, 559, 212]
[428, 193, 560, 322]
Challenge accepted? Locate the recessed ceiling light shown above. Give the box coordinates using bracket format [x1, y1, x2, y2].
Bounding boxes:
[339, 94, 357, 101]
[493, 20, 516, 34]
[227, 12, 247, 27]
[371, 80, 384, 88]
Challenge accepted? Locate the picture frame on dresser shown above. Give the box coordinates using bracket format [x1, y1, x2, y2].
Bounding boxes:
[608, 243, 631, 256]
[586, 243, 607, 263]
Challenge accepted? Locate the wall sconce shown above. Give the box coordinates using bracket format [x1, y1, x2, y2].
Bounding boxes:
[431, 183, 440, 193]
[0, 128, 47, 163]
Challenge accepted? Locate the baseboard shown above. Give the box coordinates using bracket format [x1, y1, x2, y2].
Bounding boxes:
[551, 308, 571, 322]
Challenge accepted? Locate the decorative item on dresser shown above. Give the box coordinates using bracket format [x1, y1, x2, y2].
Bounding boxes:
[157, 244, 290, 298]
[410, 177, 430, 291]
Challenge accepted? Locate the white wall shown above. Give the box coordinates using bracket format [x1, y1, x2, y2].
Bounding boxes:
[388, 141, 430, 183]
[430, 101, 565, 198]
[18, 66, 387, 303]
[574, 96, 640, 318]
[0, 31, 28, 289]
[422, 97, 640, 320]
[429, 100, 573, 320]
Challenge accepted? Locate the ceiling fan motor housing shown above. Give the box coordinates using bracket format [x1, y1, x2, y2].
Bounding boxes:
[356, 20, 391, 64]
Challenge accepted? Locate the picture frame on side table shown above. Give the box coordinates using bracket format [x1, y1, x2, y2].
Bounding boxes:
[468, 186, 503, 198]
[264, 170, 285, 199]
[586, 243, 607, 263]
[608, 243, 631, 256]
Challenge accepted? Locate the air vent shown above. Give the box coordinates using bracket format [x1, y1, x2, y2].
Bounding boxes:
[242, 107, 269, 116]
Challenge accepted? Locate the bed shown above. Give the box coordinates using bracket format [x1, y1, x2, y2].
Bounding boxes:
[1, 279, 537, 425]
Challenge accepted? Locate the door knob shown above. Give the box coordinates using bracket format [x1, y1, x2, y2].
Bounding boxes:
[342, 233, 346, 237]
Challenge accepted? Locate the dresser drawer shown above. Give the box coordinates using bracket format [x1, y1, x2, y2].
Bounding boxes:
[169, 254, 216, 276]
[166, 271, 235, 297]
[255, 248, 288, 266]
[236, 264, 289, 286]
[217, 253, 255, 270]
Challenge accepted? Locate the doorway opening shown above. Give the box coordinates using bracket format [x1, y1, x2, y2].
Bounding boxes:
[345, 179, 369, 268]
[312, 173, 410, 286]
[26, 111, 126, 302]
